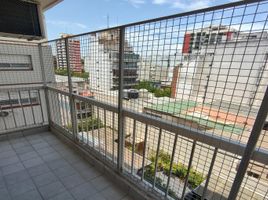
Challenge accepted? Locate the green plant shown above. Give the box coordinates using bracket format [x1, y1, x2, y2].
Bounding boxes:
[143, 164, 178, 199]
[163, 163, 171, 174]
[158, 150, 171, 164]
[134, 81, 171, 97]
[149, 150, 156, 163]
[54, 68, 89, 79]
[134, 81, 155, 92]
[55, 68, 68, 76]
[72, 71, 89, 79]
[149, 149, 205, 189]
[173, 163, 188, 179]
[149, 150, 171, 166]
[144, 164, 178, 199]
[154, 87, 171, 97]
[150, 150, 171, 173]
[188, 169, 205, 189]
[76, 118, 103, 132]
[144, 164, 155, 177]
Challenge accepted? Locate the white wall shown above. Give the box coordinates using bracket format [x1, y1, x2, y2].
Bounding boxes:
[137, 59, 152, 81]
[0, 43, 55, 132]
[85, 43, 113, 91]
[0, 43, 55, 87]
[175, 39, 268, 109]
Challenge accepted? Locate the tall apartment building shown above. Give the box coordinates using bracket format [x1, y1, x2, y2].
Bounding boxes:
[56, 33, 83, 72]
[137, 58, 154, 81]
[87, 31, 139, 91]
[175, 29, 268, 108]
[138, 55, 180, 87]
[182, 25, 236, 54]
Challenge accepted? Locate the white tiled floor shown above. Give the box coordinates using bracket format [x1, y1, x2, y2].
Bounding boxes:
[0, 131, 134, 200]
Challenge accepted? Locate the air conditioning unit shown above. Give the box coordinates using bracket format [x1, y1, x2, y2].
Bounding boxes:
[0, 0, 45, 40]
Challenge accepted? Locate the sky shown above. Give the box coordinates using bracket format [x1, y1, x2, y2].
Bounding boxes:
[44, 0, 238, 40]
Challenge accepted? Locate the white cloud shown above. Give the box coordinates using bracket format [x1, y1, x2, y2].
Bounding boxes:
[126, 0, 146, 8]
[153, 0, 169, 5]
[152, 0, 168, 4]
[231, 22, 265, 32]
[46, 20, 88, 29]
[152, 0, 212, 10]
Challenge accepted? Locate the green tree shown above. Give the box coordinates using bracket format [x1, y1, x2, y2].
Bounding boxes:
[54, 68, 89, 79]
[135, 81, 171, 97]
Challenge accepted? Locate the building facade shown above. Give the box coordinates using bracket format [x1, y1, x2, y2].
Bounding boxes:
[56, 33, 83, 72]
[137, 55, 179, 88]
[176, 30, 268, 108]
[87, 31, 139, 91]
[182, 25, 236, 54]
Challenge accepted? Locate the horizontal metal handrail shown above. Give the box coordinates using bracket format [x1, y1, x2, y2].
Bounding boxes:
[46, 86, 118, 113]
[46, 86, 71, 96]
[0, 86, 44, 92]
[124, 108, 268, 165]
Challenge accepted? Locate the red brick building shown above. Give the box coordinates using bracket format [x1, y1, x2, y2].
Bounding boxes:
[56, 34, 83, 72]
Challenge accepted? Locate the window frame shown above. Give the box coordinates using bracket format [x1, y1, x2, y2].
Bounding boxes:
[0, 53, 33, 71]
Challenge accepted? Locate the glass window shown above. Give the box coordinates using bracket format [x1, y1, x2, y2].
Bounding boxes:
[0, 54, 32, 70]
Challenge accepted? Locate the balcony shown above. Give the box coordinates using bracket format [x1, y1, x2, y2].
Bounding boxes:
[0, 131, 132, 200]
[1, 1, 268, 200]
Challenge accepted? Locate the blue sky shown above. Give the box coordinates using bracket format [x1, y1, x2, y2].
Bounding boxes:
[44, 0, 237, 40]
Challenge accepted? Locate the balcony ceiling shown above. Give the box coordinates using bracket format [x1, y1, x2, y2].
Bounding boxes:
[39, 0, 63, 11]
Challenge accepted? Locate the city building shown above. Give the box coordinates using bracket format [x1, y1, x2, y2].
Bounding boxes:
[87, 31, 139, 91]
[153, 66, 174, 87]
[150, 28, 268, 138]
[137, 58, 156, 81]
[137, 54, 181, 89]
[56, 33, 83, 72]
[142, 28, 268, 198]
[176, 30, 268, 107]
[182, 25, 236, 54]
[0, 1, 268, 200]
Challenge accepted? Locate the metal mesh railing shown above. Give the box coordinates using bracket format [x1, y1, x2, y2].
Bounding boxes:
[122, 0, 268, 149]
[0, 87, 48, 134]
[1, 0, 267, 199]
[42, 0, 268, 149]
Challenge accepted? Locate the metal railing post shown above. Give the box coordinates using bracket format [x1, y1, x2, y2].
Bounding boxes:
[117, 27, 125, 172]
[228, 86, 268, 200]
[65, 38, 78, 141]
[201, 147, 218, 200]
[38, 43, 51, 125]
[181, 140, 196, 199]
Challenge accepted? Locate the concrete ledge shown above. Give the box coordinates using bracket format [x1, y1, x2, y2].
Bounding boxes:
[0, 125, 49, 141]
[50, 125, 162, 200]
